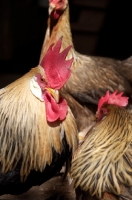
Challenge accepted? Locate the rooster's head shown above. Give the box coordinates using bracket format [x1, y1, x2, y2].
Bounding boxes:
[96, 90, 129, 121]
[49, 0, 68, 20]
[30, 37, 73, 122]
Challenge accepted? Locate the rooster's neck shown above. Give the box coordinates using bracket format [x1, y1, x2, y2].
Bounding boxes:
[39, 5, 75, 63]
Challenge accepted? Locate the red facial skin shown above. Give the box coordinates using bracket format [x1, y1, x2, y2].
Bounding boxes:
[36, 73, 68, 122]
[35, 74, 48, 91]
[36, 38, 73, 122]
[49, 0, 67, 20]
[96, 106, 108, 121]
[96, 90, 129, 121]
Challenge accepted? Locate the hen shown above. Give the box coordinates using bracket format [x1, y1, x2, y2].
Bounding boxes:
[0, 38, 78, 195]
[71, 90, 132, 200]
[39, 0, 132, 136]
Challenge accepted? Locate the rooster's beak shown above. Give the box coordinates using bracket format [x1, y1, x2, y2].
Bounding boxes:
[49, 3, 55, 14]
[46, 88, 59, 103]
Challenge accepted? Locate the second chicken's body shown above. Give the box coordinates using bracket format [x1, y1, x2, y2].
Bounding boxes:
[71, 91, 132, 200]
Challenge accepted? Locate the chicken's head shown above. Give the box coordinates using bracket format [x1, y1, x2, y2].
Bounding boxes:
[30, 37, 73, 122]
[49, 0, 68, 20]
[96, 90, 129, 121]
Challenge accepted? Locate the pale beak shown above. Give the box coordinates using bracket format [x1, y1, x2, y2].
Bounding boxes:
[49, 3, 55, 14]
[46, 88, 59, 103]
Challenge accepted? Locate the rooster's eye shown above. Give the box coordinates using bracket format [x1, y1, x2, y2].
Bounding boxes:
[40, 78, 44, 83]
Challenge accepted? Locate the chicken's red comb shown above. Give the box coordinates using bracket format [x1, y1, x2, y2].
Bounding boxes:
[49, 0, 56, 3]
[97, 90, 129, 111]
[49, 0, 64, 4]
[40, 37, 73, 90]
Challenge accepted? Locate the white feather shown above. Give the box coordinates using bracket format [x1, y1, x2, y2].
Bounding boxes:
[30, 76, 44, 101]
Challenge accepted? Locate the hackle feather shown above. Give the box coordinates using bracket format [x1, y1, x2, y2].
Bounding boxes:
[0, 66, 78, 181]
[71, 105, 132, 198]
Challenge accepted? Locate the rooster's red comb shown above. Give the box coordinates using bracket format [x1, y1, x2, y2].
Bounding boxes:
[98, 90, 129, 111]
[40, 37, 73, 89]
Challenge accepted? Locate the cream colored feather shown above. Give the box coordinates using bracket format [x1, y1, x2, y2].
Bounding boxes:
[0, 66, 78, 181]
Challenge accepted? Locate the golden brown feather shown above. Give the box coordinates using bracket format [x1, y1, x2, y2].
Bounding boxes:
[0, 66, 78, 182]
[39, 0, 132, 134]
[71, 105, 132, 199]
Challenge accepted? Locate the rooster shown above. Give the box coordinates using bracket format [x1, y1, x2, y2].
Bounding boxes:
[39, 0, 132, 137]
[0, 38, 78, 195]
[71, 90, 132, 200]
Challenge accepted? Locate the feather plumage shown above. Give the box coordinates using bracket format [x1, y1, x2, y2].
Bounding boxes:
[39, 0, 132, 134]
[0, 40, 78, 195]
[71, 92, 132, 199]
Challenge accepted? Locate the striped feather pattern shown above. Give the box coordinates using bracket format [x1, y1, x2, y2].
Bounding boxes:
[71, 105, 132, 198]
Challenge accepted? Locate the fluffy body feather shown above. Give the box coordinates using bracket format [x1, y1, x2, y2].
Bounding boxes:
[71, 91, 132, 200]
[0, 40, 78, 195]
[39, 0, 132, 134]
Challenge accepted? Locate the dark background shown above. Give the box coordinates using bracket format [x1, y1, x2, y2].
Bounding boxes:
[0, 1, 131, 198]
[0, 0, 132, 75]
